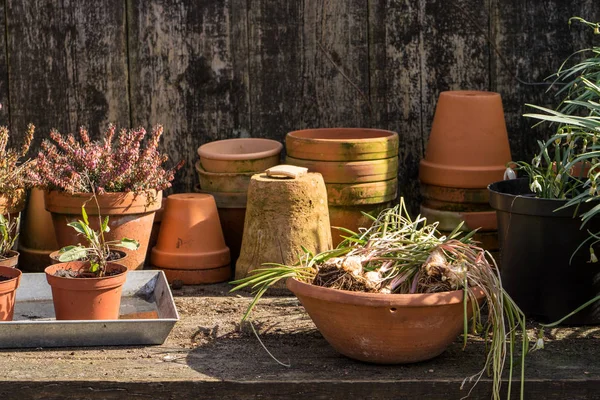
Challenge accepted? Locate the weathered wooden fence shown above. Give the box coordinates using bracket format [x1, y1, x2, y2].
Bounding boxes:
[0, 0, 598, 211]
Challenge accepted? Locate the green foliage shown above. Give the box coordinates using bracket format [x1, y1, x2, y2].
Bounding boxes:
[0, 214, 19, 259]
[57, 204, 140, 276]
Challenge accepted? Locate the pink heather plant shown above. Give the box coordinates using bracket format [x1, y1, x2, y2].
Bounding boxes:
[30, 124, 183, 195]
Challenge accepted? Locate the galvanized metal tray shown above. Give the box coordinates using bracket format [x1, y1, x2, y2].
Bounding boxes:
[0, 270, 179, 348]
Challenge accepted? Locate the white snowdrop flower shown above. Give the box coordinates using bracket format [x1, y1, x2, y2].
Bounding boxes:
[530, 179, 543, 193]
[504, 167, 517, 180]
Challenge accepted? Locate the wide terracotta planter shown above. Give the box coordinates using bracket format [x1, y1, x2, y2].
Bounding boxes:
[286, 128, 399, 161]
[286, 156, 399, 184]
[0, 265, 22, 321]
[195, 161, 254, 193]
[44, 190, 162, 271]
[44, 262, 127, 320]
[287, 278, 485, 363]
[151, 193, 231, 284]
[419, 91, 511, 188]
[327, 179, 398, 206]
[197, 138, 283, 173]
[18, 188, 59, 272]
[0, 250, 19, 268]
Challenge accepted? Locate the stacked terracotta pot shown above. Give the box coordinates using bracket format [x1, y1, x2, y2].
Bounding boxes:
[194, 138, 283, 269]
[419, 91, 512, 259]
[286, 128, 399, 246]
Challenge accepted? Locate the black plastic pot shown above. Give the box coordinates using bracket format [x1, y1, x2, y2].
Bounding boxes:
[488, 178, 600, 324]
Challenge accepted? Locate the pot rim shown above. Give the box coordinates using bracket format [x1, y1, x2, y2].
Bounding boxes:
[49, 248, 128, 262]
[287, 128, 399, 143]
[488, 178, 599, 217]
[44, 190, 162, 215]
[286, 278, 485, 307]
[45, 261, 127, 280]
[197, 138, 283, 161]
[0, 264, 22, 287]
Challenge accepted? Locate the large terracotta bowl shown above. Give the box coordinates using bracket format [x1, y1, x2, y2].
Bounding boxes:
[287, 278, 485, 364]
[197, 138, 283, 173]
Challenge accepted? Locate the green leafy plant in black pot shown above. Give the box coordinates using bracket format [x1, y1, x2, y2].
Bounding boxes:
[489, 17, 600, 324]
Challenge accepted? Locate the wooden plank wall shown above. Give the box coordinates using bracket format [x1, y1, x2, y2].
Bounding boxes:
[0, 0, 598, 211]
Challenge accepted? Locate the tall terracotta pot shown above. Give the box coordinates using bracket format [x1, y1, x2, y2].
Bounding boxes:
[18, 188, 59, 272]
[0, 265, 22, 321]
[151, 193, 231, 284]
[45, 262, 127, 320]
[419, 91, 511, 189]
[44, 191, 162, 270]
[287, 278, 485, 364]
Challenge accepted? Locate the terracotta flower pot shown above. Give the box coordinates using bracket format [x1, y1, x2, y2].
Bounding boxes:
[49, 249, 127, 265]
[44, 262, 127, 320]
[419, 91, 511, 188]
[0, 250, 19, 268]
[197, 138, 283, 173]
[0, 265, 22, 321]
[18, 188, 59, 272]
[195, 161, 254, 193]
[286, 156, 399, 184]
[44, 190, 162, 271]
[286, 128, 399, 161]
[326, 179, 398, 206]
[151, 193, 231, 284]
[420, 204, 497, 232]
[287, 278, 485, 364]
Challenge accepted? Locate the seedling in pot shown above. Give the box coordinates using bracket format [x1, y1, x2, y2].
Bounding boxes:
[0, 214, 19, 261]
[55, 204, 139, 278]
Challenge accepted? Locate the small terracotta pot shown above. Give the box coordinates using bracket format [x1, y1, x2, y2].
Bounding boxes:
[329, 203, 391, 247]
[419, 204, 497, 232]
[195, 161, 254, 193]
[0, 189, 26, 215]
[286, 156, 399, 184]
[0, 265, 22, 321]
[287, 278, 485, 364]
[0, 250, 19, 268]
[286, 128, 399, 161]
[44, 190, 162, 271]
[151, 193, 231, 284]
[18, 188, 59, 272]
[419, 91, 511, 188]
[49, 249, 127, 265]
[197, 138, 283, 173]
[327, 179, 398, 206]
[44, 262, 127, 320]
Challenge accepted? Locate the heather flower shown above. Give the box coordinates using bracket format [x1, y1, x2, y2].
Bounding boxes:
[31, 124, 183, 198]
[0, 123, 35, 202]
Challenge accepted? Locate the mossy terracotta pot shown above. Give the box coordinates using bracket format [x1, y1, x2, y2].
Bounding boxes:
[327, 179, 398, 206]
[195, 160, 254, 192]
[419, 91, 511, 189]
[420, 204, 497, 232]
[286, 128, 399, 161]
[44, 190, 162, 271]
[18, 188, 59, 272]
[0, 250, 19, 268]
[0, 265, 22, 321]
[286, 156, 399, 184]
[197, 138, 283, 173]
[151, 193, 231, 284]
[287, 278, 485, 363]
[44, 262, 127, 320]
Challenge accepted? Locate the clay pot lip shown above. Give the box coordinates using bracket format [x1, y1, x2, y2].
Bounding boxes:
[0, 264, 22, 285]
[287, 278, 485, 307]
[195, 160, 255, 177]
[44, 190, 162, 215]
[167, 193, 216, 203]
[49, 249, 128, 264]
[44, 262, 127, 289]
[287, 128, 398, 142]
[197, 138, 283, 161]
[0, 250, 20, 263]
[439, 90, 499, 98]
